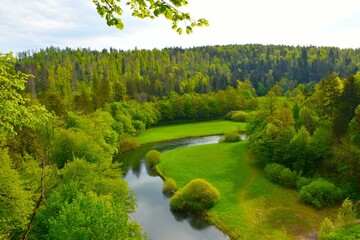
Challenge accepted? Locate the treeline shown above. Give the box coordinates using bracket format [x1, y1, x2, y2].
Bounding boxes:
[247, 72, 360, 208]
[17, 44, 360, 110]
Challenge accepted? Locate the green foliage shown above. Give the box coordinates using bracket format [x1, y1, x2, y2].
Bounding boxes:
[51, 128, 112, 168]
[227, 110, 248, 122]
[320, 224, 360, 240]
[93, 0, 209, 34]
[279, 168, 297, 188]
[32, 158, 143, 239]
[170, 178, 220, 212]
[318, 217, 335, 240]
[0, 53, 49, 140]
[264, 163, 285, 183]
[264, 163, 297, 187]
[118, 135, 140, 153]
[220, 131, 240, 142]
[299, 178, 342, 208]
[145, 150, 162, 167]
[163, 178, 177, 193]
[295, 176, 312, 189]
[337, 198, 356, 230]
[0, 148, 33, 239]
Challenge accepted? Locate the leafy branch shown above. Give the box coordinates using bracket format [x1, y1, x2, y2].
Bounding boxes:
[93, 0, 209, 34]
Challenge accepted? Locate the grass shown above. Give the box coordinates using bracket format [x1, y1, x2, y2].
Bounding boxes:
[157, 141, 338, 240]
[137, 120, 245, 144]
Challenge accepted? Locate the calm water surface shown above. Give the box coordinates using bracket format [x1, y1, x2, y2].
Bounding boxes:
[119, 136, 229, 240]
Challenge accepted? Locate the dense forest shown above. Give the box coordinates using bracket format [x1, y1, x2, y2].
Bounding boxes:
[1, 44, 360, 239]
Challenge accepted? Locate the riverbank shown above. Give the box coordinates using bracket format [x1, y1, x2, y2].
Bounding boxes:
[156, 141, 337, 240]
[137, 120, 245, 144]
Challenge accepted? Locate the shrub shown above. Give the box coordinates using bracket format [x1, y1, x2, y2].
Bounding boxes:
[220, 131, 240, 142]
[300, 178, 342, 208]
[279, 168, 297, 188]
[145, 150, 162, 168]
[118, 135, 140, 153]
[163, 178, 177, 193]
[318, 217, 335, 240]
[231, 111, 248, 122]
[264, 163, 286, 183]
[320, 224, 360, 240]
[296, 176, 312, 189]
[170, 179, 220, 212]
[224, 111, 248, 122]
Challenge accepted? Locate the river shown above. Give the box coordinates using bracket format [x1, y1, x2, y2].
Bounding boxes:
[117, 136, 229, 240]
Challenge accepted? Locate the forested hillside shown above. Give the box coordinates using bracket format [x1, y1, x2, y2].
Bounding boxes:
[17, 44, 360, 102]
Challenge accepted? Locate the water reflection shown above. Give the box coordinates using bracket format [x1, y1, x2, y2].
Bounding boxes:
[118, 136, 229, 240]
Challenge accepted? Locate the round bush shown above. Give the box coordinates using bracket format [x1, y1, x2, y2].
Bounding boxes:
[145, 150, 162, 167]
[231, 111, 247, 122]
[264, 163, 286, 183]
[220, 131, 240, 142]
[300, 178, 342, 208]
[163, 178, 177, 193]
[170, 179, 220, 212]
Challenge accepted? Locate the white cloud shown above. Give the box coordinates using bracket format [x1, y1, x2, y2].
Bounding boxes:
[0, 0, 359, 53]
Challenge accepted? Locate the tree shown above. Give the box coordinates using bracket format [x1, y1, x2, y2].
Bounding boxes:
[312, 72, 342, 120]
[31, 158, 143, 239]
[0, 148, 33, 239]
[0, 53, 49, 141]
[93, 0, 209, 34]
[318, 217, 335, 240]
[337, 198, 356, 230]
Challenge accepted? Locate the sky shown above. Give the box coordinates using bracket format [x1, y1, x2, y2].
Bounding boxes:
[1, 0, 360, 53]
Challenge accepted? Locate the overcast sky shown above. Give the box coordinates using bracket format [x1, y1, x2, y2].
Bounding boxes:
[1, 0, 360, 53]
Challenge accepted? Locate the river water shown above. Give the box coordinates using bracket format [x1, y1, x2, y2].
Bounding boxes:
[118, 136, 229, 240]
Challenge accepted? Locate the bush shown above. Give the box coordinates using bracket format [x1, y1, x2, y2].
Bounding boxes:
[145, 150, 162, 168]
[279, 168, 297, 188]
[296, 176, 312, 189]
[163, 178, 177, 193]
[300, 178, 342, 208]
[220, 131, 240, 142]
[118, 135, 140, 153]
[231, 111, 247, 122]
[264, 163, 286, 183]
[170, 179, 220, 212]
[224, 111, 248, 122]
[320, 224, 360, 240]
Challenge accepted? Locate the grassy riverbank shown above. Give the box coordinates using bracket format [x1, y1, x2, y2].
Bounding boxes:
[137, 120, 245, 144]
[157, 141, 337, 240]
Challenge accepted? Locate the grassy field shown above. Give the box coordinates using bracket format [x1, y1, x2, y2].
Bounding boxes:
[137, 120, 245, 144]
[157, 141, 337, 240]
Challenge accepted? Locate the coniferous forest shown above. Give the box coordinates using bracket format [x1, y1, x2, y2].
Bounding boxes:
[1, 44, 360, 239]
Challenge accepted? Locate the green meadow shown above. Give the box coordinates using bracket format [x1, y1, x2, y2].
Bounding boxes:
[157, 141, 337, 240]
[136, 120, 245, 144]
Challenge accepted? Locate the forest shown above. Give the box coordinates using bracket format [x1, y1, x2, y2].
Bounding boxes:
[1, 44, 360, 239]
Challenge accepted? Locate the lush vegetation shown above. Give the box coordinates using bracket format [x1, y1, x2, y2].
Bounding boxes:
[0, 54, 145, 239]
[162, 178, 177, 193]
[219, 131, 241, 142]
[2, 42, 360, 239]
[169, 178, 220, 212]
[145, 149, 162, 167]
[157, 141, 338, 239]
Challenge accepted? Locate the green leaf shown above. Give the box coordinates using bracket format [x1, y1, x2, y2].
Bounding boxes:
[165, 9, 172, 20]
